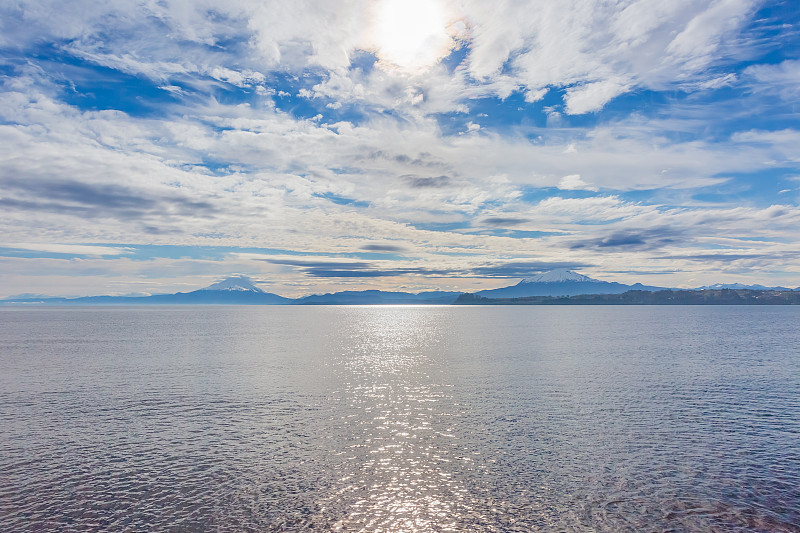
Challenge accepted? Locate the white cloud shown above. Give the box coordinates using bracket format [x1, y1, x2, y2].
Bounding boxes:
[532, 196, 650, 223]
[745, 59, 800, 84]
[558, 174, 598, 192]
[564, 80, 630, 115]
[524, 88, 548, 103]
[208, 67, 266, 87]
[664, 0, 757, 71]
[744, 59, 800, 100]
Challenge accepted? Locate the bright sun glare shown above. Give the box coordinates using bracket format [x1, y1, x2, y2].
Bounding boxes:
[372, 0, 455, 72]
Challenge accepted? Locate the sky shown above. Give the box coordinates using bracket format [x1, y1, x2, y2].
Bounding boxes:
[1, 0, 800, 298]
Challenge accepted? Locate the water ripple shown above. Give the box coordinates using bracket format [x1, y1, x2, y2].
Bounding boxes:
[1, 306, 799, 531]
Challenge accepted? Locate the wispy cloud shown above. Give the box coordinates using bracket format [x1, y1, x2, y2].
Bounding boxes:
[1, 244, 133, 257]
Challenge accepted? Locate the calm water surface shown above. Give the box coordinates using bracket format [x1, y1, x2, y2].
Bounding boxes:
[1, 306, 799, 532]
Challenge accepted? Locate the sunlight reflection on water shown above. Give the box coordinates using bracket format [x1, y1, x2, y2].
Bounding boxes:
[321, 308, 469, 531]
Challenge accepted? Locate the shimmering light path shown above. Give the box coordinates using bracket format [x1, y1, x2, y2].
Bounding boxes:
[1, 306, 799, 531]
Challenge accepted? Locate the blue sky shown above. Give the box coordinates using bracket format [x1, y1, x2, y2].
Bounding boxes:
[1, 0, 800, 297]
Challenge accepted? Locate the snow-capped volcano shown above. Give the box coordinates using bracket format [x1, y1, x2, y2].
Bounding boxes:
[520, 269, 598, 284]
[202, 275, 265, 293]
[477, 269, 666, 298]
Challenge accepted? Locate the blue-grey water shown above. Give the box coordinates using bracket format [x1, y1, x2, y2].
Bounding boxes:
[1, 306, 799, 532]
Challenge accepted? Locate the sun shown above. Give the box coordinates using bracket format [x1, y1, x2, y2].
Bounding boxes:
[371, 0, 455, 72]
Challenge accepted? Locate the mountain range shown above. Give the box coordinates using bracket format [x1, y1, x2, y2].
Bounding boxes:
[2, 270, 799, 305]
[696, 282, 798, 291]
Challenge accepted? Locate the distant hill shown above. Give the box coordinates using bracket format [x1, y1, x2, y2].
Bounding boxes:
[476, 269, 667, 298]
[298, 290, 460, 305]
[696, 283, 800, 291]
[457, 289, 800, 305]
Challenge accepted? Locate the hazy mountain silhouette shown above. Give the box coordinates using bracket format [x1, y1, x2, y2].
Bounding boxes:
[297, 290, 460, 305]
[3, 271, 798, 305]
[476, 269, 667, 298]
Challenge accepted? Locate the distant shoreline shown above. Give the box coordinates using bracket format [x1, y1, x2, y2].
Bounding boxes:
[3, 288, 800, 306]
[455, 289, 800, 305]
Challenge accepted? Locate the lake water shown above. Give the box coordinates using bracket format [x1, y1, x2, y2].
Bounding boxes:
[1, 305, 799, 532]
